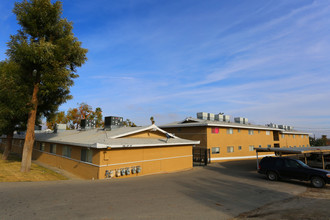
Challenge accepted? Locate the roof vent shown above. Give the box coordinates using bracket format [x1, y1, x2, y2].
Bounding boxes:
[104, 116, 124, 130]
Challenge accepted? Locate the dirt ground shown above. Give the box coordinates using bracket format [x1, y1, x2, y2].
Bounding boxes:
[234, 185, 330, 220]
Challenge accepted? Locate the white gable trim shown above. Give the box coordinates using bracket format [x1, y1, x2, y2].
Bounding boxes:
[110, 124, 176, 139]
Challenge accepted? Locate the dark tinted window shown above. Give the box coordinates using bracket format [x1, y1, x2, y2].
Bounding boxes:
[275, 159, 284, 167]
[260, 157, 274, 166]
[285, 159, 300, 168]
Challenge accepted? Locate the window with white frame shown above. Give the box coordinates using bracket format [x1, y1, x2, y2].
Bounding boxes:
[281, 134, 285, 138]
[266, 131, 270, 135]
[249, 145, 254, 151]
[227, 128, 233, 134]
[50, 144, 56, 154]
[62, 146, 72, 158]
[81, 148, 93, 163]
[212, 147, 220, 154]
[227, 146, 234, 153]
[39, 143, 45, 151]
[248, 129, 254, 135]
[237, 128, 241, 133]
[293, 134, 295, 138]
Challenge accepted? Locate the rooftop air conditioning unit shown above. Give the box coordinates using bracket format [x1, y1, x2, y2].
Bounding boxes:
[105, 116, 124, 130]
[208, 113, 215, 121]
[197, 112, 208, 120]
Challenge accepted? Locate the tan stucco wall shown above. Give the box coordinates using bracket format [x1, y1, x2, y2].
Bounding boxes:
[98, 145, 192, 179]
[163, 127, 207, 147]
[279, 133, 310, 148]
[163, 126, 310, 162]
[1, 137, 192, 180]
[124, 130, 166, 139]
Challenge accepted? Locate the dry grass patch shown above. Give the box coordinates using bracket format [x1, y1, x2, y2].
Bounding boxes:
[0, 152, 67, 182]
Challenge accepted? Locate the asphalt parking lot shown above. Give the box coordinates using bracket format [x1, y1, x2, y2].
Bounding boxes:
[0, 159, 329, 220]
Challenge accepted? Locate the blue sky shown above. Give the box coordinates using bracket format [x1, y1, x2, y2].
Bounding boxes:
[1, 0, 330, 137]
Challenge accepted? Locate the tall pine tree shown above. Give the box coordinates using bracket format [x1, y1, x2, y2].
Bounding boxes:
[6, 0, 87, 172]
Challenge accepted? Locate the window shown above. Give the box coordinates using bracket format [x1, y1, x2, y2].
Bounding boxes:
[258, 130, 260, 134]
[237, 128, 241, 133]
[266, 131, 270, 135]
[227, 146, 234, 153]
[302, 145, 305, 147]
[81, 148, 93, 163]
[227, 128, 233, 134]
[259, 145, 262, 148]
[275, 159, 284, 167]
[212, 147, 220, 154]
[293, 134, 295, 138]
[238, 146, 242, 150]
[249, 145, 254, 151]
[301, 135, 303, 138]
[39, 143, 45, 151]
[50, 144, 56, 154]
[248, 130, 254, 135]
[267, 145, 271, 148]
[62, 146, 72, 158]
[211, 127, 219, 134]
[284, 160, 300, 168]
[281, 134, 285, 138]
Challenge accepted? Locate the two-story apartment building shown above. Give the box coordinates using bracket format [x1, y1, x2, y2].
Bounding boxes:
[160, 113, 310, 162]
